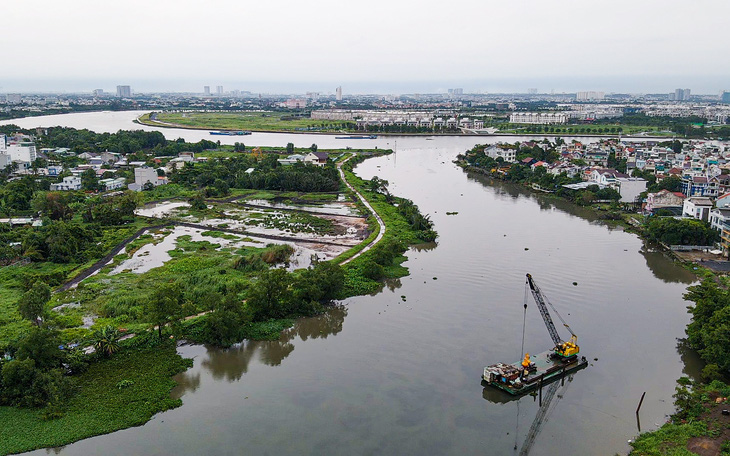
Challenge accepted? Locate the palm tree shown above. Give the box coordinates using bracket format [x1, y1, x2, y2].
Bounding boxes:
[91, 325, 122, 357]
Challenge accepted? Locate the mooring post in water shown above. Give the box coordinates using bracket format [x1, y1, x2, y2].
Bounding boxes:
[636, 392, 646, 415]
[539, 374, 544, 406]
[561, 366, 566, 386]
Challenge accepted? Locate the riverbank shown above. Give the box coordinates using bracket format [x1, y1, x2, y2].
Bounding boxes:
[0, 147, 438, 455]
[135, 112, 675, 140]
[0, 338, 191, 456]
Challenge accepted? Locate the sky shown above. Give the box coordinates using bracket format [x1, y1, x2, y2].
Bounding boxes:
[2, 0, 729, 94]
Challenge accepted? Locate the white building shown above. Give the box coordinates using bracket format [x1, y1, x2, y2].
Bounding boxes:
[99, 177, 126, 191]
[710, 208, 730, 232]
[509, 112, 567, 124]
[6, 143, 37, 164]
[116, 85, 131, 97]
[50, 176, 82, 191]
[614, 177, 647, 203]
[336, 86, 342, 101]
[282, 99, 307, 109]
[683, 197, 714, 222]
[304, 152, 328, 166]
[128, 166, 167, 191]
[484, 145, 516, 163]
[277, 154, 306, 166]
[576, 91, 605, 101]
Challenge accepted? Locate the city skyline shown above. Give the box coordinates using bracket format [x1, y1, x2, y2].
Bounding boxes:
[2, 0, 729, 94]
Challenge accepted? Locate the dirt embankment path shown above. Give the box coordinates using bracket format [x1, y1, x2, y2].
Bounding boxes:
[337, 155, 385, 265]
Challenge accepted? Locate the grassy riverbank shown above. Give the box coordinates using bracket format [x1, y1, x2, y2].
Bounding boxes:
[139, 111, 353, 133]
[0, 146, 436, 454]
[0, 339, 191, 456]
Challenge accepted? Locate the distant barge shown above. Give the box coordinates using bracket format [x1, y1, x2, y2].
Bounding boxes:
[483, 350, 588, 395]
[210, 130, 252, 136]
[335, 135, 377, 139]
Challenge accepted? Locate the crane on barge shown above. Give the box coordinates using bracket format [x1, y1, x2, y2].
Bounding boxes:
[482, 274, 586, 395]
[524, 274, 579, 359]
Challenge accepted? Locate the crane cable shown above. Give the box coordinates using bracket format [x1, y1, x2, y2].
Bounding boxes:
[520, 281, 528, 362]
[543, 292, 576, 338]
[516, 282, 529, 452]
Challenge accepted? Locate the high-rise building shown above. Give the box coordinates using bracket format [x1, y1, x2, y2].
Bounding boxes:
[527, 88, 538, 95]
[204, 86, 210, 95]
[216, 85, 223, 95]
[6, 94, 22, 104]
[671, 88, 691, 101]
[116, 85, 131, 97]
[722, 91, 730, 103]
[336, 86, 342, 101]
[576, 91, 605, 101]
[92, 89, 104, 96]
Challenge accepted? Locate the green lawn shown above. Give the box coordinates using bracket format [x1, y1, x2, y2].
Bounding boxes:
[148, 112, 351, 132]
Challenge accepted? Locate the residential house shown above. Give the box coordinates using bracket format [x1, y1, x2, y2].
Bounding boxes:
[645, 189, 686, 214]
[99, 177, 126, 191]
[681, 176, 719, 197]
[485, 145, 516, 163]
[710, 208, 730, 232]
[50, 176, 82, 191]
[614, 177, 647, 203]
[128, 166, 167, 191]
[682, 196, 714, 222]
[278, 154, 306, 166]
[304, 152, 328, 166]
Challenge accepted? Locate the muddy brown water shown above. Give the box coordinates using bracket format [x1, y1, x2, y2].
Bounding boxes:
[10, 112, 702, 455]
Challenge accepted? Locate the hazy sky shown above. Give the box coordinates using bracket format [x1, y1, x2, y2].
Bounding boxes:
[2, 0, 729, 94]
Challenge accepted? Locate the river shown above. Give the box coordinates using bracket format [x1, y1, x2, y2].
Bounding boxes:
[5, 112, 700, 456]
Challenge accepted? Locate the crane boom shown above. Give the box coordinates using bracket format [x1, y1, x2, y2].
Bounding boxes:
[526, 274, 562, 347]
[525, 274, 580, 358]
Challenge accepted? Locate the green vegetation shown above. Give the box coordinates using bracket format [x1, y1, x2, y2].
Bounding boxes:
[683, 280, 730, 378]
[172, 154, 340, 193]
[630, 279, 730, 454]
[0, 340, 191, 456]
[0, 131, 434, 453]
[645, 218, 719, 246]
[146, 111, 354, 133]
[339, 153, 437, 295]
[630, 379, 730, 455]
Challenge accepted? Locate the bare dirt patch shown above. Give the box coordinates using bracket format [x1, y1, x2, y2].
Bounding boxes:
[686, 395, 730, 456]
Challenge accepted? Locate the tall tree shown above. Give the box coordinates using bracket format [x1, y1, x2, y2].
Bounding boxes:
[146, 282, 184, 339]
[18, 281, 51, 326]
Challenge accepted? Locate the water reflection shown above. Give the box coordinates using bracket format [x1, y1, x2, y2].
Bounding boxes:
[466, 172, 634, 232]
[640, 243, 697, 284]
[482, 376, 579, 456]
[676, 338, 704, 382]
[171, 371, 201, 399]
[190, 306, 348, 383]
[410, 241, 438, 252]
[385, 278, 402, 292]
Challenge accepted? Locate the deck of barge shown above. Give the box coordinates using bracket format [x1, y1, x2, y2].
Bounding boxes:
[483, 350, 588, 396]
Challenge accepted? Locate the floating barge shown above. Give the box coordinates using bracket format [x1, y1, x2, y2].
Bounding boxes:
[209, 130, 252, 136]
[482, 350, 588, 396]
[335, 135, 377, 139]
